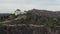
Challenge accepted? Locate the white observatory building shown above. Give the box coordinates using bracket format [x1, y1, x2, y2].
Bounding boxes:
[14, 9, 23, 15]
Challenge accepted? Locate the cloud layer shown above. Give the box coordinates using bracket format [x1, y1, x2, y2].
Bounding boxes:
[0, 0, 60, 13]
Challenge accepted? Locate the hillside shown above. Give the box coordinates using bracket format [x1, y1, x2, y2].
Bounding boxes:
[27, 9, 60, 17]
[1, 9, 60, 25]
[0, 9, 60, 34]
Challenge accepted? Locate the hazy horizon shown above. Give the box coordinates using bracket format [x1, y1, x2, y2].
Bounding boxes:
[0, 0, 60, 13]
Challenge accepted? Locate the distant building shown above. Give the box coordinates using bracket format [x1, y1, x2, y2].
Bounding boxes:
[14, 9, 24, 15]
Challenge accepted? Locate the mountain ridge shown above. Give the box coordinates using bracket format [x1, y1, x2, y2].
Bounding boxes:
[27, 9, 60, 17]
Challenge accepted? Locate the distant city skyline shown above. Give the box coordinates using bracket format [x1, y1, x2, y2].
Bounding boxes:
[0, 0, 60, 13]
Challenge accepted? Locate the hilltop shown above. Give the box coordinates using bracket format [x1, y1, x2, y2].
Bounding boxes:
[27, 9, 60, 17]
[0, 9, 60, 25]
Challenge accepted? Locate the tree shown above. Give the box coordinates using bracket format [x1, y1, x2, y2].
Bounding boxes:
[44, 17, 56, 34]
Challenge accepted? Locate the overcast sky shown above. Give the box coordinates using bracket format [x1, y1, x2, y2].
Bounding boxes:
[0, 0, 60, 13]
